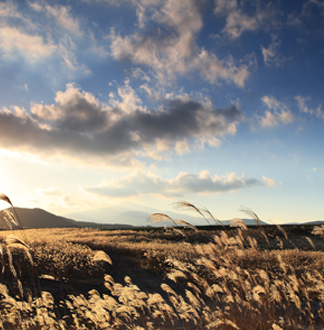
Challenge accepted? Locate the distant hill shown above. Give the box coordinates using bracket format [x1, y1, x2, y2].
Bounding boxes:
[66, 204, 269, 227]
[67, 203, 159, 225]
[0, 205, 273, 230]
[67, 204, 213, 227]
[300, 220, 324, 226]
[0, 207, 134, 230]
[0, 207, 82, 229]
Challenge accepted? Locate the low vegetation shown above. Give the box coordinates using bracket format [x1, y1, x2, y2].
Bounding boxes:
[1, 194, 324, 329]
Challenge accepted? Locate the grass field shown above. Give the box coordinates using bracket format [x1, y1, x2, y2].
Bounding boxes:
[1, 197, 324, 329]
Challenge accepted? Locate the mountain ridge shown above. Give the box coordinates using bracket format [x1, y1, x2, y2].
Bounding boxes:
[1, 206, 321, 230]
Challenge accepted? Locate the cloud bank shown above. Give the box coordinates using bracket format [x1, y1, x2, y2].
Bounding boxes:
[0, 84, 242, 165]
[85, 170, 273, 198]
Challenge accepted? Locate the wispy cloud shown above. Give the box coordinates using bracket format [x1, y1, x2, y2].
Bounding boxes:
[214, 0, 280, 39]
[0, 1, 23, 19]
[258, 96, 295, 128]
[261, 34, 290, 67]
[0, 1, 93, 81]
[28, 186, 77, 211]
[108, 0, 252, 87]
[295, 95, 324, 120]
[262, 175, 276, 187]
[0, 26, 56, 62]
[29, 2, 83, 36]
[37, 187, 63, 197]
[58, 35, 91, 74]
[85, 170, 266, 198]
[43, 4, 83, 36]
[303, 0, 324, 17]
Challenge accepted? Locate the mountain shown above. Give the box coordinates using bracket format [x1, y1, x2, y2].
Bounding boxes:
[0, 205, 271, 230]
[0, 207, 135, 230]
[66, 204, 269, 227]
[66, 204, 208, 227]
[300, 220, 324, 226]
[0, 207, 81, 229]
[67, 203, 163, 226]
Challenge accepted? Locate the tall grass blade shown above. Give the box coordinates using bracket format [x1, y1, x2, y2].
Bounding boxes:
[174, 201, 211, 226]
[148, 213, 178, 226]
[177, 219, 198, 231]
[0, 193, 13, 207]
[201, 206, 226, 228]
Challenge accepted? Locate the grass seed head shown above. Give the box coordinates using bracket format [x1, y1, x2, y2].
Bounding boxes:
[93, 250, 112, 264]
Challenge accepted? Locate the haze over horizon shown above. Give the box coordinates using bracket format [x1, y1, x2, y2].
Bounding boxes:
[0, 0, 323, 224]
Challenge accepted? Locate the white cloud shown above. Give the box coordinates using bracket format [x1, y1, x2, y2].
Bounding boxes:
[262, 176, 276, 187]
[174, 139, 190, 156]
[221, 10, 259, 39]
[86, 171, 165, 198]
[192, 50, 250, 87]
[109, 79, 146, 114]
[58, 35, 90, 75]
[295, 95, 324, 119]
[29, 186, 77, 211]
[0, 1, 22, 19]
[0, 26, 56, 62]
[214, 0, 279, 40]
[168, 171, 261, 195]
[108, 0, 252, 87]
[29, 2, 82, 36]
[259, 96, 295, 128]
[37, 187, 62, 197]
[44, 4, 82, 36]
[0, 1, 92, 81]
[214, 0, 237, 15]
[261, 34, 290, 67]
[304, 0, 324, 14]
[295, 95, 312, 114]
[85, 170, 264, 198]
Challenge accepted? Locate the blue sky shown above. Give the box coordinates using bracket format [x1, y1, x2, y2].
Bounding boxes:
[0, 0, 323, 223]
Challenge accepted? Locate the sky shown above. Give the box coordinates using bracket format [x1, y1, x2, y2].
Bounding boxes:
[0, 0, 323, 224]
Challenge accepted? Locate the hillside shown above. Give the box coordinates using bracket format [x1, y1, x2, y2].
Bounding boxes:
[1, 206, 321, 230]
[2, 207, 82, 229]
[0, 207, 135, 229]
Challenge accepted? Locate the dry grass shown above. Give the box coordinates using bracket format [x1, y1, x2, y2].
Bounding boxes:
[1, 197, 324, 329]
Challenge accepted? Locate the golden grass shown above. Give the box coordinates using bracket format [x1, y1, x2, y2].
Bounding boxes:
[1, 197, 324, 329]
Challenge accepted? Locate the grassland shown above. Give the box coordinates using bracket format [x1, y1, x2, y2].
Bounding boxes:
[1, 199, 324, 329]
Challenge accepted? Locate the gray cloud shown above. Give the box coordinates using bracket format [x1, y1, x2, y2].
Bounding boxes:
[0, 84, 242, 164]
[31, 84, 109, 133]
[85, 170, 264, 198]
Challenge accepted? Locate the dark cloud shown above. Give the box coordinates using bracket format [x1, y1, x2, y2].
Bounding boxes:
[33, 98, 108, 133]
[0, 85, 242, 164]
